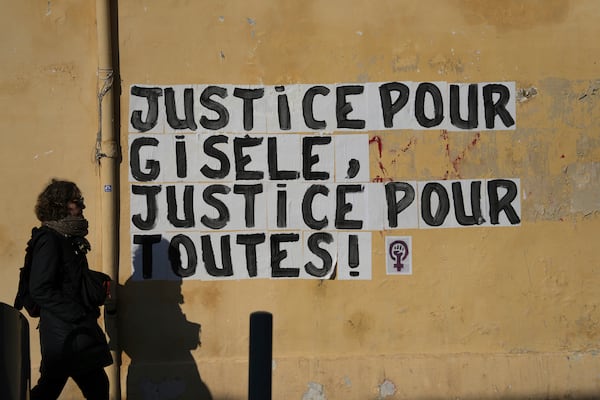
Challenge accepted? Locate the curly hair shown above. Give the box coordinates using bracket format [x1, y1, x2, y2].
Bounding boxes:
[35, 179, 81, 222]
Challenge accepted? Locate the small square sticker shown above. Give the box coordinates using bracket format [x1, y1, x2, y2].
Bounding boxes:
[385, 236, 412, 275]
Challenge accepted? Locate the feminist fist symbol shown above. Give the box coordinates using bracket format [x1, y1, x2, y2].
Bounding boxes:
[389, 240, 409, 272]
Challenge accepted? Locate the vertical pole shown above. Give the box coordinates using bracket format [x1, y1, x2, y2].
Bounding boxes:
[248, 311, 272, 400]
[0, 303, 30, 400]
[95, 1, 121, 398]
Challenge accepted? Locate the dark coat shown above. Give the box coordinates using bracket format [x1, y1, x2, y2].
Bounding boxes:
[29, 226, 113, 376]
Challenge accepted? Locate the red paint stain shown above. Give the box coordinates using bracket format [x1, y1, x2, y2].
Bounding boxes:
[369, 135, 415, 181]
[400, 137, 416, 153]
[372, 175, 392, 182]
[378, 161, 387, 175]
[370, 135, 390, 181]
[442, 132, 481, 180]
[369, 136, 383, 158]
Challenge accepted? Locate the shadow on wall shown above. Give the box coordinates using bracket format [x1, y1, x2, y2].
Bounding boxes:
[106, 238, 213, 400]
[418, 397, 600, 400]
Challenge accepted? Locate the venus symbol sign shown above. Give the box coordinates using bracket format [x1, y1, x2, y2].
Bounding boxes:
[389, 240, 409, 272]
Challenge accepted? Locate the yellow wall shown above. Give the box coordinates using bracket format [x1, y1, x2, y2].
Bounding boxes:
[2, 1, 600, 399]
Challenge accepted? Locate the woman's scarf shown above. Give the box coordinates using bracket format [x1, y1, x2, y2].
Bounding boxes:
[43, 216, 91, 254]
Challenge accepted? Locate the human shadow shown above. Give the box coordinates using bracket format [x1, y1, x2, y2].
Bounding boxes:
[106, 238, 213, 399]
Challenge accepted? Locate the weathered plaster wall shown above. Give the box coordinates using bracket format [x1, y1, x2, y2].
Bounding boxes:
[0, 2, 101, 396]
[1, 1, 600, 399]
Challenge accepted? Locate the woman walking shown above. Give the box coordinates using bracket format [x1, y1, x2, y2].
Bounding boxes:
[29, 179, 112, 400]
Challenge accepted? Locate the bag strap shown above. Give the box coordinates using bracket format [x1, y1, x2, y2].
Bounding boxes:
[14, 227, 45, 310]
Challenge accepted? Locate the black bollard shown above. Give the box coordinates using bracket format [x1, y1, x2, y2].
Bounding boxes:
[0, 303, 31, 400]
[248, 311, 272, 400]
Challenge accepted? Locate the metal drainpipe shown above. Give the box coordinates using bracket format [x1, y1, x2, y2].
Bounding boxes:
[95, 0, 120, 399]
